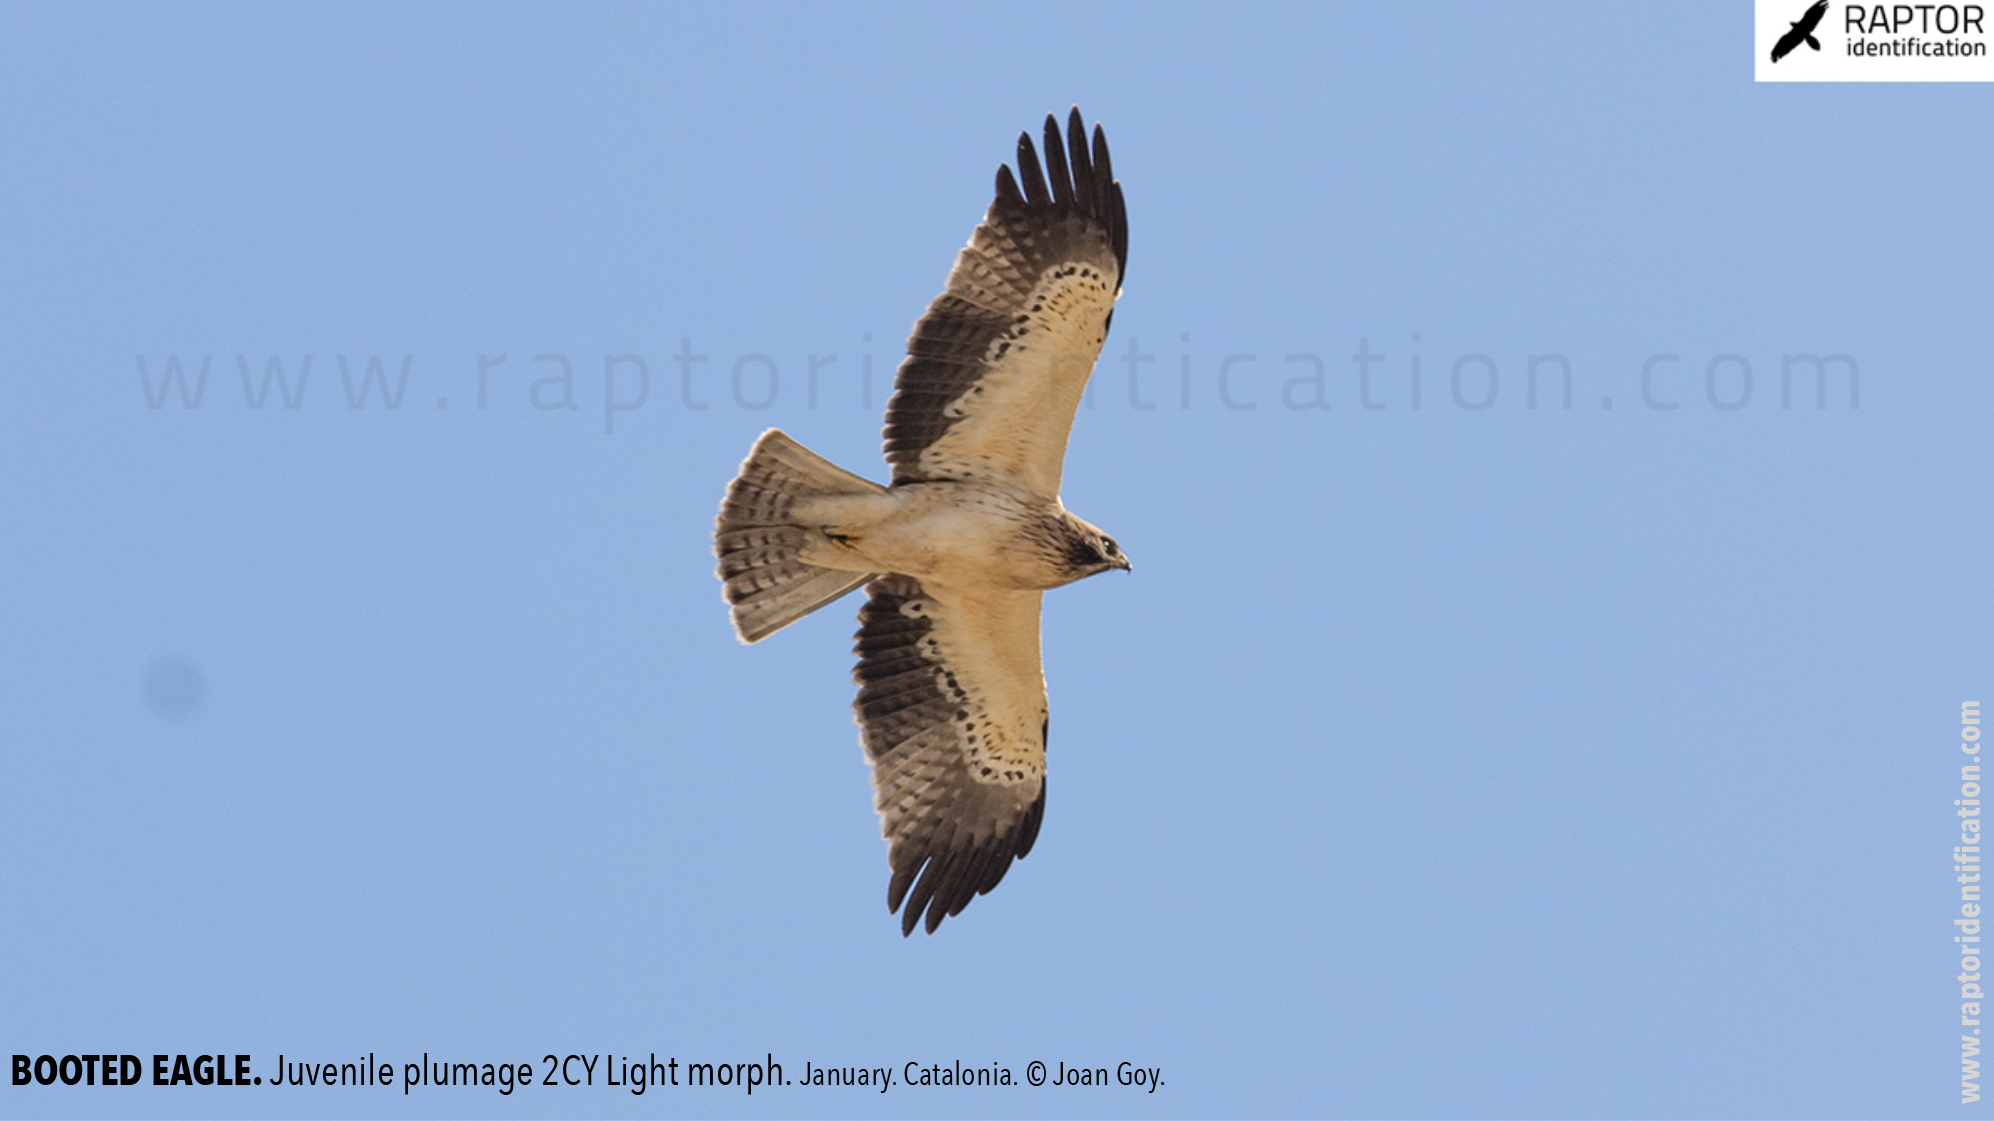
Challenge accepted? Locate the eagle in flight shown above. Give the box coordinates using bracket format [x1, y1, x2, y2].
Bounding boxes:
[714, 108, 1129, 936]
[1771, 0, 1829, 62]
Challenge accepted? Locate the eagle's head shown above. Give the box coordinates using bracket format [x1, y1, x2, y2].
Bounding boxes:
[1054, 513, 1132, 582]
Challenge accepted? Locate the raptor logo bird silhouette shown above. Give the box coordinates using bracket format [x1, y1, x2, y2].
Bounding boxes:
[715, 109, 1130, 935]
[1772, 0, 1830, 62]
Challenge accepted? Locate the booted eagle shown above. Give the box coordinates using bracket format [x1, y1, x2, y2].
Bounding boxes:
[714, 108, 1129, 935]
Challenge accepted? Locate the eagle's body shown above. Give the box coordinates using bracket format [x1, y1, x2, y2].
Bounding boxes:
[714, 109, 1129, 935]
[794, 480, 1116, 591]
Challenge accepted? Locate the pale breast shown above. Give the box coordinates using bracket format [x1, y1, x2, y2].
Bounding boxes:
[847, 482, 1069, 590]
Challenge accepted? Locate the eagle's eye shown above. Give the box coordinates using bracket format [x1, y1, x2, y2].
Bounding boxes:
[1101, 537, 1120, 557]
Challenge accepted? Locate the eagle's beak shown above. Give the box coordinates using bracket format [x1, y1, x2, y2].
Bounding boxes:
[1114, 553, 1133, 573]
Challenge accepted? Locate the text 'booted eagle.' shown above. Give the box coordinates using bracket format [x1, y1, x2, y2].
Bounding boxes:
[714, 108, 1130, 936]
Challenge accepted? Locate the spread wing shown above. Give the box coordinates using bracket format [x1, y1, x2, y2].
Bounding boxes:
[1797, 0, 1828, 34]
[882, 107, 1128, 498]
[853, 575, 1048, 936]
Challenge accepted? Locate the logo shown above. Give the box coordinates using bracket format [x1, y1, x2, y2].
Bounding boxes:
[1756, 0, 1994, 80]
[1770, 0, 1829, 62]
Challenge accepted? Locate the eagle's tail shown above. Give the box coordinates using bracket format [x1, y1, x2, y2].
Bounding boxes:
[715, 428, 884, 643]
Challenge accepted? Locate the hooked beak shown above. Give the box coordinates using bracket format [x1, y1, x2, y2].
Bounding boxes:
[1113, 553, 1133, 573]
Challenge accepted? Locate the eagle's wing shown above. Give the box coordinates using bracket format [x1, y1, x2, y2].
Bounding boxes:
[1771, 25, 1805, 60]
[853, 575, 1048, 936]
[1799, 0, 1828, 33]
[883, 108, 1128, 499]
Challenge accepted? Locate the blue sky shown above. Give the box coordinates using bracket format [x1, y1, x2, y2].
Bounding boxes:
[1, 3, 1986, 1117]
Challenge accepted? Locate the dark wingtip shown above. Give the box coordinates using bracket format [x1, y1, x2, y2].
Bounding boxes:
[1066, 108, 1094, 212]
[993, 107, 1128, 289]
[1041, 112, 1073, 206]
[995, 163, 1023, 208]
[993, 108, 1124, 275]
[1015, 781, 1047, 859]
[1015, 130, 1050, 207]
[891, 867, 919, 936]
[1110, 182, 1129, 283]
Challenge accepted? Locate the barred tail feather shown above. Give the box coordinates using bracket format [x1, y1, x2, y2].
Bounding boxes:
[715, 429, 883, 643]
[716, 527, 870, 644]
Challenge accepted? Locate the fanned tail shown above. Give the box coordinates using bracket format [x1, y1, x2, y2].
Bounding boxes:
[714, 429, 884, 643]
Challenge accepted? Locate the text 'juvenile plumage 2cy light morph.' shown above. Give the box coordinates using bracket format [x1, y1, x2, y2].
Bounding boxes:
[714, 107, 1131, 936]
